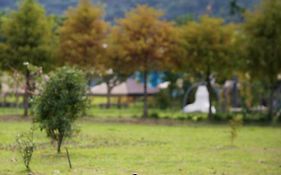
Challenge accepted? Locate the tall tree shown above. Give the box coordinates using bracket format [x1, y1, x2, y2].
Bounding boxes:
[59, 0, 108, 69]
[113, 5, 180, 118]
[2, 0, 53, 117]
[243, 0, 281, 121]
[181, 16, 236, 120]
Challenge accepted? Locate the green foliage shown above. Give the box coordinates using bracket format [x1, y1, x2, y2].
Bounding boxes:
[229, 115, 243, 145]
[243, 0, 281, 84]
[1, 0, 54, 72]
[15, 127, 35, 171]
[177, 113, 207, 121]
[33, 66, 87, 153]
[180, 16, 237, 76]
[242, 0, 281, 119]
[148, 112, 159, 119]
[180, 16, 237, 119]
[155, 90, 171, 110]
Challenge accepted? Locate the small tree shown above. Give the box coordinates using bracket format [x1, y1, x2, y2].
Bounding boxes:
[33, 67, 87, 153]
[16, 127, 35, 171]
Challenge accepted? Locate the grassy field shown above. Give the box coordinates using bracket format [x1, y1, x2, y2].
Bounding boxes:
[0, 96, 197, 119]
[0, 119, 280, 175]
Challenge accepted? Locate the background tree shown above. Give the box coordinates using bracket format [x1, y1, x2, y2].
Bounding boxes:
[59, 0, 108, 69]
[96, 34, 132, 108]
[243, 0, 281, 121]
[113, 5, 180, 118]
[181, 16, 236, 120]
[1, 0, 54, 117]
[33, 67, 87, 153]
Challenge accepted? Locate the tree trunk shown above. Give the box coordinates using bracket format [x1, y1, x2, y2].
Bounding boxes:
[3, 94, 7, 106]
[232, 76, 238, 108]
[15, 92, 19, 108]
[143, 70, 148, 118]
[117, 96, 121, 108]
[57, 132, 64, 153]
[106, 83, 112, 108]
[206, 70, 213, 120]
[23, 70, 30, 117]
[14, 79, 20, 108]
[268, 85, 275, 121]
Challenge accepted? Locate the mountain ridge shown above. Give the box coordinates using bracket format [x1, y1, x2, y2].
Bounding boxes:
[0, 0, 260, 22]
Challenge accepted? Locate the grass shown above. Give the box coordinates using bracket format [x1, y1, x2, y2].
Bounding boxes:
[0, 107, 23, 116]
[0, 119, 280, 175]
[0, 106, 207, 121]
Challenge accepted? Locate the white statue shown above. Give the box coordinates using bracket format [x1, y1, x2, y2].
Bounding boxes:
[183, 85, 216, 113]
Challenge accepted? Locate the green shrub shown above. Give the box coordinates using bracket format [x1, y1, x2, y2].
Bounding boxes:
[177, 113, 207, 121]
[149, 112, 159, 119]
[33, 67, 87, 153]
[155, 90, 171, 109]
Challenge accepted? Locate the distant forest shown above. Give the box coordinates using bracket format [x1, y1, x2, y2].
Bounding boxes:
[0, 0, 260, 22]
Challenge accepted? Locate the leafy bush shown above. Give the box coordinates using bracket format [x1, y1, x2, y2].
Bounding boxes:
[155, 90, 171, 109]
[177, 113, 207, 121]
[33, 67, 87, 153]
[16, 128, 35, 171]
[149, 112, 159, 119]
[213, 112, 235, 121]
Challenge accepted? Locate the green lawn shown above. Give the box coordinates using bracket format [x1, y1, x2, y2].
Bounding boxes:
[1, 96, 199, 119]
[0, 119, 280, 175]
[0, 107, 23, 116]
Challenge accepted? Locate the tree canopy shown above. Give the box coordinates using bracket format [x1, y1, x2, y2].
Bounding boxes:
[59, 0, 108, 69]
[243, 0, 281, 119]
[1, 0, 53, 72]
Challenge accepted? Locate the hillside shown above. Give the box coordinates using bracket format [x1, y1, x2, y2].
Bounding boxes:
[0, 0, 260, 22]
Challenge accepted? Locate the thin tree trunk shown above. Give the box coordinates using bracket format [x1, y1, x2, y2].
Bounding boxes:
[3, 94, 7, 106]
[268, 85, 275, 121]
[232, 76, 238, 108]
[15, 92, 19, 108]
[143, 70, 148, 118]
[23, 70, 30, 117]
[117, 96, 121, 108]
[14, 78, 19, 108]
[57, 132, 64, 153]
[206, 69, 213, 120]
[106, 84, 112, 109]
